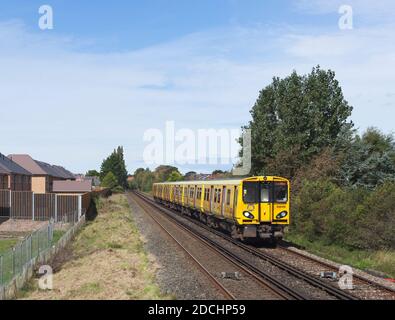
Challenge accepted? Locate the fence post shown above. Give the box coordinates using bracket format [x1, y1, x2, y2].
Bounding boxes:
[9, 190, 12, 219]
[0, 255, 3, 285]
[78, 195, 82, 221]
[29, 236, 32, 261]
[54, 194, 58, 223]
[32, 192, 35, 221]
[12, 247, 15, 277]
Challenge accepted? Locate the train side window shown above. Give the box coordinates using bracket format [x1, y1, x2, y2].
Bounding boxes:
[218, 189, 222, 203]
[226, 189, 231, 205]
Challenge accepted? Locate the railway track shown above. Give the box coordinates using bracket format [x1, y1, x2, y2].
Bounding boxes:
[131, 191, 365, 300]
[134, 192, 395, 300]
[129, 192, 308, 300]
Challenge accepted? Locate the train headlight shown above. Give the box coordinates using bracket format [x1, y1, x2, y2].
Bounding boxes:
[243, 211, 254, 219]
[276, 211, 288, 219]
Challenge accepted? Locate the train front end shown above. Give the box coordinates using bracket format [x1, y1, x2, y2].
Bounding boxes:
[237, 176, 290, 241]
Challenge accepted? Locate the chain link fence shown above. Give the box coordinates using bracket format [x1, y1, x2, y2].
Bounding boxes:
[0, 210, 80, 287]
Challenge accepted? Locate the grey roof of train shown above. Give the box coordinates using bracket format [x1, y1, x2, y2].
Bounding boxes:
[155, 179, 243, 185]
[154, 176, 289, 186]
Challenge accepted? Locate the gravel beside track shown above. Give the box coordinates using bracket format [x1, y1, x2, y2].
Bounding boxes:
[126, 193, 222, 300]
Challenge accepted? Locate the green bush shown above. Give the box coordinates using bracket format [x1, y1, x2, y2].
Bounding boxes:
[291, 179, 395, 250]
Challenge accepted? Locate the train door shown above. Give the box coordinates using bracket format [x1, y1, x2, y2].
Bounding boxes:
[209, 186, 214, 213]
[259, 181, 272, 223]
[221, 186, 226, 217]
[193, 185, 197, 208]
[233, 186, 238, 219]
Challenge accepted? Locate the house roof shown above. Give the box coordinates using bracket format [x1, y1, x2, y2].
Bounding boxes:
[8, 154, 75, 179]
[53, 180, 92, 193]
[35, 161, 63, 178]
[8, 154, 47, 175]
[52, 165, 75, 179]
[0, 153, 32, 175]
[0, 167, 7, 174]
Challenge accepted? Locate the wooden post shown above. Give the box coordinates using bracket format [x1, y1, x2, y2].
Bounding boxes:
[54, 194, 58, 223]
[32, 192, 35, 221]
[9, 190, 12, 219]
[78, 195, 82, 221]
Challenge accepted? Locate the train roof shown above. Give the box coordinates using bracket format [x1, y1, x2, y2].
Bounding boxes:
[155, 179, 242, 186]
[153, 176, 289, 186]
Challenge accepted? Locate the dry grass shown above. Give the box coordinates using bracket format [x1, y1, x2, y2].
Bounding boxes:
[20, 194, 170, 300]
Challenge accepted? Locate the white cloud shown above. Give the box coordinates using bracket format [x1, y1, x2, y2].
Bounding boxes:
[0, 17, 394, 173]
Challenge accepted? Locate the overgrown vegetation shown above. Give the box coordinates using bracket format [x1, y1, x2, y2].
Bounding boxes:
[239, 66, 395, 272]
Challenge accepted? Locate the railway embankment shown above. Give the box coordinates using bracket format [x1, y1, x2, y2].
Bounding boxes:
[20, 194, 168, 300]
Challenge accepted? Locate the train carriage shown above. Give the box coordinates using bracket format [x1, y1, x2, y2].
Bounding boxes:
[153, 176, 290, 242]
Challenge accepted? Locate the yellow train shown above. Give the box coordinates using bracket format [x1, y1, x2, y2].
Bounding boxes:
[153, 176, 290, 242]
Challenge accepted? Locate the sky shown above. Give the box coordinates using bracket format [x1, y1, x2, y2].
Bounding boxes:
[0, 0, 394, 174]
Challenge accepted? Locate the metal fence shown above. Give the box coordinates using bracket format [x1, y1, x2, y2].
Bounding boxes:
[0, 190, 91, 221]
[0, 210, 79, 287]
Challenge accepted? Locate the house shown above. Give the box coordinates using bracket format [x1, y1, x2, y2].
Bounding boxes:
[8, 154, 75, 194]
[52, 180, 92, 194]
[0, 153, 32, 191]
[75, 174, 100, 187]
[0, 167, 7, 189]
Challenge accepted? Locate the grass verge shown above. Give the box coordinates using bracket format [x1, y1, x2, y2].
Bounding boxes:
[0, 239, 18, 256]
[286, 233, 395, 279]
[21, 194, 170, 300]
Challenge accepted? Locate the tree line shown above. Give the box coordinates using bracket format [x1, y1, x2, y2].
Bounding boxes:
[239, 65, 395, 250]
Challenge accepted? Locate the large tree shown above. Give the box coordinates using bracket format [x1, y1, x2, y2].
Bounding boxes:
[154, 165, 181, 182]
[241, 66, 353, 178]
[100, 146, 128, 188]
[340, 128, 395, 188]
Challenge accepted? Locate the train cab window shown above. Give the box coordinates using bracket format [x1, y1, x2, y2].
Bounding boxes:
[261, 183, 270, 202]
[243, 182, 259, 203]
[274, 182, 288, 203]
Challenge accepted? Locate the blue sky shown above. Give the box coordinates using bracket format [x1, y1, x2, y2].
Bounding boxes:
[1, 1, 395, 174]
